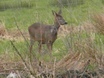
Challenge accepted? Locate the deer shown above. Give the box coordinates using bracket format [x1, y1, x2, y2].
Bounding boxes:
[28, 10, 67, 56]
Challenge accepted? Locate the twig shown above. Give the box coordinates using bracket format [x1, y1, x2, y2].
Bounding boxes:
[0, 68, 25, 72]
[53, 58, 56, 78]
[80, 60, 90, 77]
[13, 17, 29, 47]
[10, 40, 36, 77]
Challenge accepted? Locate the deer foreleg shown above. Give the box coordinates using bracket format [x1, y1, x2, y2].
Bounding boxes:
[47, 42, 53, 53]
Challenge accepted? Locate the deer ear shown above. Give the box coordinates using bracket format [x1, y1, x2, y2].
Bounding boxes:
[58, 9, 62, 15]
[52, 10, 55, 15]
[52, 10, 57, 16]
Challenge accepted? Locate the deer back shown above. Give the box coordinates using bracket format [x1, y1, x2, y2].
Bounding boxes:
[28, 23, 58, 44]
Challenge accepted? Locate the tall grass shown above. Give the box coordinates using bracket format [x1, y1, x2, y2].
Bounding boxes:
[0, 0, 104, 77]
[0, 0, 34, 11]
[92, 13, 104, 35]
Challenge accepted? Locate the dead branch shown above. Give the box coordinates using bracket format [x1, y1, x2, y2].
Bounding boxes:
[10, 40, 36, 77]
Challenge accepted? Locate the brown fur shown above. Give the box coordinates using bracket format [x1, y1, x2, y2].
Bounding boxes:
[28, 10, 67, 54]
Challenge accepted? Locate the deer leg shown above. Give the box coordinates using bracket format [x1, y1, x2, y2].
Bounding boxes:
[47, 43, 53, 61]
[38, 43, 42, 53]
[29, 39, 34, 61]
[47, 42, 53, 53]
[30, 40, 34, 53]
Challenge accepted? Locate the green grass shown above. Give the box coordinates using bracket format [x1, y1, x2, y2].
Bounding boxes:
[0, 0, 104, 63]
[0, 0, 34, 10]
[0, 0, 104, 30]
[0, 39, 27, 54]
[0, 40, 12, 54]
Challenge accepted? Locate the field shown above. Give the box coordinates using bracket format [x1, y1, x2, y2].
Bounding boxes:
[0, 0, 104, 78]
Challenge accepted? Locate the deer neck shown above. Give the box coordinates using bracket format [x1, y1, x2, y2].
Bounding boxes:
[54, 21, 60, 29]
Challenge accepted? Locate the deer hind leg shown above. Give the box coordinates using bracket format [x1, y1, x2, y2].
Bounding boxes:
[29, 38, 34, 61]
[47, 42, 53, 60]
[47, 42, 53, 53]
[38, 42, 42, 53]
[30, 39, 34, 53]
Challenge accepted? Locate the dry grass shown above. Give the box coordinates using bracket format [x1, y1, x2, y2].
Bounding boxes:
[92, 13, 104, 35]
[0, 47, 103, 78]
[55, 32, 104, 77]
[58, 22, 96, 38]
[0, 28, 29, 41]
[56, 36, 104, 69]
[0, 21, 29, 41]
[57, 20, 104, 77]
[0, 22, 7, 36]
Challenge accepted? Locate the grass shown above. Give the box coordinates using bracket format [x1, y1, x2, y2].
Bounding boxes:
[0, 0, 104, 77]
[0, 0, 104, 30]
[0, 38, 67, 62]
[0, 0, 34, 10]
[0, 0, 104, 55]
[0, 0, 104, 58]
[0, 40, 12, 54]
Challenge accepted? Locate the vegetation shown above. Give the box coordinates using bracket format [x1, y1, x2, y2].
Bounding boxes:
[0, 0, 104, 78]
[0, 0, 103, 29]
